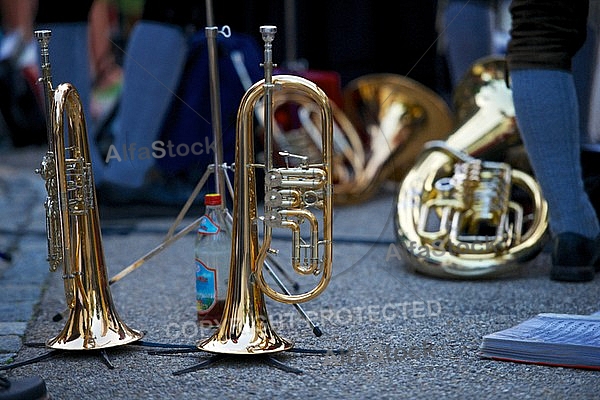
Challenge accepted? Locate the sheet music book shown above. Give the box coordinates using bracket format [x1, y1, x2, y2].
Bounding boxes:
[479, 312, 600, 370]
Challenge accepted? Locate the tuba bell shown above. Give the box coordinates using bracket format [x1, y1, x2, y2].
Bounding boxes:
[197, 26, 333, 355]
[394, 56, 549, 279]
[35, 30, 143, 349]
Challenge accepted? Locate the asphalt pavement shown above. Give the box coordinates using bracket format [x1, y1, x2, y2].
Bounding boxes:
[1, 145, 599, 400]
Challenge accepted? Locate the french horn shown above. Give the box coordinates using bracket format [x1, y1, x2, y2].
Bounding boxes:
[197, 26, 333, 354]
[35, 30, 143, 349]
[394, 57, 549, 279]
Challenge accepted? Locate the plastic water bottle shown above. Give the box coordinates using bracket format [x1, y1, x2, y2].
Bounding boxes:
[195, 193, 231, 327]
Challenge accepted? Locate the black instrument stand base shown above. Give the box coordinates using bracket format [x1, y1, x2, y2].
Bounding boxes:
[0, 348, 62, 371]
[148, 346, 349, 375]
[0, 345, 116, 371]
[0, 341, 347, 374]
[0, 340, 192, 371]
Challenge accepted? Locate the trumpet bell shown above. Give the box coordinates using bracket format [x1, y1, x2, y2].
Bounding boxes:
[452, 56, 511, 126]
[46, 244, 144, 350]
[451, 56, 531, 171]
[196, 273, 294, 354]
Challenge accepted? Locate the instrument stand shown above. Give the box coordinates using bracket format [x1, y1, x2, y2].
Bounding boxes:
[0, 347, 116, 371]
[0, 341, 346, 375]
[173, 353, 304, 375]
[147, 346, 349, 375]
[139, 20, 340, 376]
[0, 340, 196, 371]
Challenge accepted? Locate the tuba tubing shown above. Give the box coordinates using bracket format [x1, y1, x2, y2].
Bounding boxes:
[35, 30, 142, 350]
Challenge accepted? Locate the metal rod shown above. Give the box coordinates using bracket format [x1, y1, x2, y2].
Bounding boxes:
[205, 0, 215, 26]
[108, 217, 202, 285]
[205, 0, 226, 203]
[261, 26, 277, 173]
[33, 30, 53, 138]
[264, 258, 322, 337]
[284, 0, 297, 67]
[165, 166, 213, 239]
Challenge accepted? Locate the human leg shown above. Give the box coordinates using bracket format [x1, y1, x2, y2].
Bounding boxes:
[510, 69, 600, 235]
[586, 2, 600, 143]
[101, 20, 188, 187]
[442, 0, 495, 87]
[0, 0, 37, 63]
[507, 0, 600, 281]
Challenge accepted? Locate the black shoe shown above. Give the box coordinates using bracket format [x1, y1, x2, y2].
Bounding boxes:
[550, 232, 600, 282]
[0, 375, 49, 400]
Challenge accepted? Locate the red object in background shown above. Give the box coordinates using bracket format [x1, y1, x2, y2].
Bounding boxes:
[270, 67, 345, 170]
[274, 67, 344, 109]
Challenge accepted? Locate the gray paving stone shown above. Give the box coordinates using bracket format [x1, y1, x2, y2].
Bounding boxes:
[0, 335, 22, 353]
[0, 353, 16, 365]
[0, 322, 27, 335]
[0, 300, 36, 322]
[0, 283, 42, 302]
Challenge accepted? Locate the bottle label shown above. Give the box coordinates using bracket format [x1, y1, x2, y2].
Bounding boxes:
[198, 215, 220, 235]
[196, 259, 217, 313]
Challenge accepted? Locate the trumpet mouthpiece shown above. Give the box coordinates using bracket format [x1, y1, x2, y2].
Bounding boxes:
[260, 25, 277, 42]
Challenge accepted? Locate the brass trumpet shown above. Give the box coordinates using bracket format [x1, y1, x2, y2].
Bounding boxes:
[394, 57, 549, 279]
[197, 26, 333, 354]
[35, 30, 142, 349]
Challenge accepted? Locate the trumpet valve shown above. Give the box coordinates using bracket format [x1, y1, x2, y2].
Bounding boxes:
[265, 189, 302, 208]
[267, 168, 326, 190]
[263, 209, 283, 227]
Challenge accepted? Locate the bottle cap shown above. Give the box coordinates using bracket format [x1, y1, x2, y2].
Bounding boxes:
[204, 193, 222, 206]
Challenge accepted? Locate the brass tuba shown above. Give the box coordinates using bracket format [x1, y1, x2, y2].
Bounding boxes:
[35, 30, 143, 349]
[394, 57, 549, 279]
[197, 26, 333, 354]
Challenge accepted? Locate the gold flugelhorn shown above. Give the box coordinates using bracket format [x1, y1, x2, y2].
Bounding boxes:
[35, 30, 143, 349]
[197, 25, 333, 355]
[394, 57, 549, 279]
